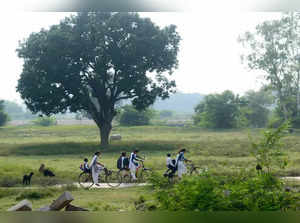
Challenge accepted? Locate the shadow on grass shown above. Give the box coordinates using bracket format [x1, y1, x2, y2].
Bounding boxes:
[5, 141, 182, 156]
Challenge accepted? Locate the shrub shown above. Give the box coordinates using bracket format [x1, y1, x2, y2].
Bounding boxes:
[250, 122, 289, 173]
[267, 116, 284, 128]
[32, 116, 57, 126]
[119, 105, 154, 126]
[154, 172, 298, 211]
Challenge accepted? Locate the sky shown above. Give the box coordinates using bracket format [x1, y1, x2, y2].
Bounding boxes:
[0, 11, 282, 103]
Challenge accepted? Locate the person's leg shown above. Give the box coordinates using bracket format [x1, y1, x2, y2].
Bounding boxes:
[178, 162, 183, 178]
[130, 165, 137, 180]
[92, 167, 99, 184]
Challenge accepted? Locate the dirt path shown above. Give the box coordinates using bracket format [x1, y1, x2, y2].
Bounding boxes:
[56, 182, 149, 189]
[4, 183, 149, 190]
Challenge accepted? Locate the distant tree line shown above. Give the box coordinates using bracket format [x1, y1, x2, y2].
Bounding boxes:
[0, 100, 9, 126]
[193, 89, 274, 129]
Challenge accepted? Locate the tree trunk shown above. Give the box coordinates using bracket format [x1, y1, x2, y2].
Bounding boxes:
[99, 122, 112, 147]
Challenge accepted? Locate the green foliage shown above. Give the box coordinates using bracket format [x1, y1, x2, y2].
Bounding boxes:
[155, 172, 297, 211]
[193, 90, 245, 129]
[239, 13, 300, 122]
[241, 89, 274, 128]
[267, 114, 284, 128]
[250, 122, 290, 173]
[16, 190, 53, 201]
[32, 116, 57, 127]
[17, 12, 180, 146]
[119, 105, 155, 126]
[0, 100, 9, 126]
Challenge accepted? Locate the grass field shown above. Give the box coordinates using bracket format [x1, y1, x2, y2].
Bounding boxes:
[1, 124, 300, 211]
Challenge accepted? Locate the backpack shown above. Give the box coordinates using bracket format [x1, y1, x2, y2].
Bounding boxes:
[117, 157, 122, 169]
[172, 159, 176, 166]
[117, 157, 129, 169]
[123, 157, 129, 167]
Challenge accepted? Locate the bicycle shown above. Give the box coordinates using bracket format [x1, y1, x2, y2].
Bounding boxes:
[78, 167, 121, 189]
[118, 160, 153, 184]
[186, 162, 208, 176]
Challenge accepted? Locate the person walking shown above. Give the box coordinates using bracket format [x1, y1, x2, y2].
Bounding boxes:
[90, 152, 105, 186]
[175, 148, 190, 178]
[129, 150, 143, 181]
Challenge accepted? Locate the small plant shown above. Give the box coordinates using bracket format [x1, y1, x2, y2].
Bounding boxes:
[32, 116, 57, 127]
[250, 122, 290, 173]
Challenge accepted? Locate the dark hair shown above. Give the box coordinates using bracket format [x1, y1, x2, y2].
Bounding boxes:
[134, 149, 139, 153]
[84, 158, 88, 162]
[121, 152, 126, 157]
[178, 148, 186, 153]
[167, 153, 171, 157]
[95, 152, 100, 155]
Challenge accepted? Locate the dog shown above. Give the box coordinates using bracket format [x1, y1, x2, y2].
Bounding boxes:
[39, 164, 55, 177]
[23, 172, 34, 185]
[256, 164, 262, 173]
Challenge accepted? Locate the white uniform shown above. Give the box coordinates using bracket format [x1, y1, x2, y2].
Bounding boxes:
[90, 155, 103, 184]
[129, 152, 139, 180]
[166, 157, 175, 167]
[176, 152, 187, 178]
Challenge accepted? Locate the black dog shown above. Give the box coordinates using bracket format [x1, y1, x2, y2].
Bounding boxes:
[256, 164, 262, 174]
[39, 164, 55, 177]
[44, 169, 55, 177]
[23, 172, 34, 185]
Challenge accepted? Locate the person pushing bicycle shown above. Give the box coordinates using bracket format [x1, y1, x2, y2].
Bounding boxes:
[129, 149, 144, 181]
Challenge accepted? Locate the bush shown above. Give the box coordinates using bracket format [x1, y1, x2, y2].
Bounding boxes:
[32, 116, 57, 126]
[119, 105, 154, 126]
[154, 172, 298, 211]
[267, 116, 284, 128]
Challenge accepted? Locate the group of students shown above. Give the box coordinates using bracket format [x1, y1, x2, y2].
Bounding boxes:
[80, 150, 144, 186]
[165, 148, 190, 178]
[80, 148, 190, 186]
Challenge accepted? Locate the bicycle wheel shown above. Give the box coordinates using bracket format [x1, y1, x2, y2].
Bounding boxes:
[118, 169, 132, 184]
[105, 170, 121, 188]
[190, 167, 201, 176]
[78, 172, 94, 189]
[140, 169, 153, 183]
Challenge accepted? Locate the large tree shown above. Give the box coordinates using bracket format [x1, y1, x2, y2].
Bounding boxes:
[17, 12, 180, 146]
[239, 13, 300, 122]
[240, 88, 274, 128]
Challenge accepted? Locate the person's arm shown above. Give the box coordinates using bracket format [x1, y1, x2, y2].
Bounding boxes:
[135, 155, 144, 161]
[96, 161, 105, 167]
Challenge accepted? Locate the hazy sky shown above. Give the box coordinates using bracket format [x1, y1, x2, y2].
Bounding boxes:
[0, 12, 281, 103]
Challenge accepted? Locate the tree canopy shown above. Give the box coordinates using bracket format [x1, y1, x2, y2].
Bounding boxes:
[17, 12, 181, 146]
[239, 12, 300, 126]
[193, 90, 246, 129]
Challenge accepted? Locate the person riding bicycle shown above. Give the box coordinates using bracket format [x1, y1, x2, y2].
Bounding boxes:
[80, 158, 91, 173]
[90, 151, 105, 186]
[175, 148, 191, 178]
[117, 152, 130, 170]
[164, 153, 176, 177]
[129, 149, 143, 181]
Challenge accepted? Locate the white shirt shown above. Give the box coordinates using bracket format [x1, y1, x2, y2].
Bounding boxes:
[167, 157, 175, 167]
[90, 155, 98, 167]
[121, 157, 125, 169]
